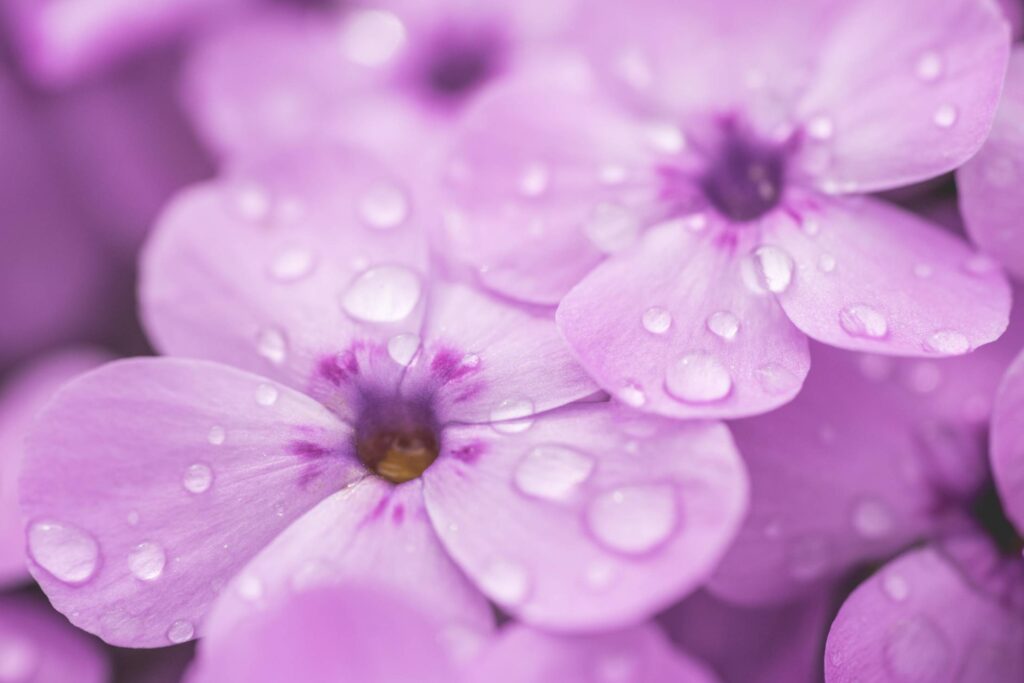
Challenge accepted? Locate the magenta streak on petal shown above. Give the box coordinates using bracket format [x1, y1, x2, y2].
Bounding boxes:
[430, 347, 481, 385]
[288, 440, 334, 459]
[392, 504, 405, 525]
[449, 441, 486, 465]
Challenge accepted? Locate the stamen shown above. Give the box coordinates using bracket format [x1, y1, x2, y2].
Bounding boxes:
[699, 126, 786, 222]
[357, 427, 439, 484]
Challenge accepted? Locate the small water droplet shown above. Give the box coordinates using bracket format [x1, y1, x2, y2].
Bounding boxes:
[642, 307, 672, 334]
[806, 115, 834, 140]
[599, 164, 628, 184]
[128, 542, 166, 582]
[882, 572, 909, 602]
[851, 498, 894, 539]
[646, 123, 686, 154]
[386, 333, 420, 366]
[479, 560, 530, 605]
[839, 305, 888, 339]
[256, 328, 288, 365]
[236, 574, 264, 601]
[933, 104, 958, 128]
[618, 381, 647, 407]
[964, 254, 998, 276]
[924, 330, 970, 355]
[586, 484, 677, 554]
[818, 254, 837, 273]
[167, 620, 195, 644]
[127, 511, 140, 526]
[984, 156, 1017, 187]
[665, 353, 732, 404]
[915, 51, 943, 82]
[755, 363, 799, 396]
[787, 534, 831, 581]
[232, 183, 270, 221]
[27, 521, 100, 584]
[858, 355, 894, 381]
[269, 247, 316, 283]
[341, 265, 422, 323]
[207, 426, 226, 445]
[752, 245, 795, 293]
[584, 203, 640, 253]
[490, 397, 535, 434]
[801, 217, 821, 236]
[707, 311, 740, 341]
[518, 163, 549, 197]
[255, 384, 279, 406]
[883, 617, 950, 682]
[913, 263, 933, 278]
[340, 10, 406, 67]
[358, 182, 409, 229]
[585, 560, 616, 590]
[614, 48, 653, 90]
[682, 212, 708, 232]
[513, 445, 595, 501]
[183, 464, 213, 494]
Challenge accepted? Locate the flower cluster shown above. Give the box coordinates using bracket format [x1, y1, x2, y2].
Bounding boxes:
[2, 0, 1024, 681]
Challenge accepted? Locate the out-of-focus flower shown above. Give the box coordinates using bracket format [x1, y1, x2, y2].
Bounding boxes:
[182, 0, 578, 166]
[0, 593, 108, 682]
[19, 147, 748, 647]
[188, 584, 719, 683]
[441, 0, 1012, 420]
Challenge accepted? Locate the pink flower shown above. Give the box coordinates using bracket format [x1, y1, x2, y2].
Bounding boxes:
[440, 0, 1012, 419]
[19, 147, 748, 646]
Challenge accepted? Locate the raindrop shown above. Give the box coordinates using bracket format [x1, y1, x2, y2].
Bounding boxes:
[584, 203, 640, 253]
[806, 115, 834, 140]
[358, 183, 409, 229]
[232, 183, 270, 221]
[707, 311, 740, 341]
[646, 123, 686, 154]
[787, 534, 830, 581]
[27, 521, 99, 584]
[599, 164, 628, 185]
[207, 426, 226, 446]
[756, 363, 799, 396]
[490, 397, 535, 434]
[963, 254, 998, 276]
[913, 263, 933, 279]
[924, 330, 970, 355]
[166, 620, 195, 644]
[851, 498, 894, 539]
[269, 247, 316, 283]
[128, 542, 166, 582]
[586, 484, 677, 554]
[256, 328, 288, 365]
[882, 572, 909, 602]
[618, 381, 647, 408]
[387, 333, 420, 366]
[513, 445, 595, 501]
[341, 265, 422, 323]
[933, 104, 958, 129]
[255, 384, 279, 406]
[340, 10, 406, 67]
[883, 617, 950, 682]
[665, 353, 732, 404]
[518, 163, 549, 197]
[236, 574, 264, 601]
[839, 305, 888, 339]
[183, 464, 213, 494]
[752, 245, 795, 293]
[818, 254, 837, 273]
[915, 51, 943, 82]
[642, 307, 672, 335]
[479, 560, 530, 605]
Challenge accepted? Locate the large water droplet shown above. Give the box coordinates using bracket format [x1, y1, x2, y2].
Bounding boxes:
[586, 484, 677, 554]
[207, 425, 226, 445]
[933, 104, 958, 129]
[386, 333, 420, 366]
[268, 247, 316, 283]
[183, 464, 213, 494]
[851, 498, 893, 539]
[479, 560, 530, 605]
[358, 183, 409, 229]
[883, 617, 950, 682]
[166, 620, 195, 644]
[665, 353, 732, 404]
[584, 203, 640, 254]
[923, 330, 970, 355]
[128, 542, 166, 582]
[27, 521, 100, 584]
[707, 311, 739, 341]
[839, 305, 888, 339]
[341, 265, 422, 323]
[513, 445, 595, 501]
[642, 307, 672, 334]
[256, 328, 288, 365]
[490, 397, 535, 434]
[255, 384, 279, 406]
[752, 246, 795, 293]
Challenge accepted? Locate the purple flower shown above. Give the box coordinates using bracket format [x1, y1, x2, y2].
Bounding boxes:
[439, 0, 1012, 420]
[0, 593, 108, 682]
[18, 147, 748, 647]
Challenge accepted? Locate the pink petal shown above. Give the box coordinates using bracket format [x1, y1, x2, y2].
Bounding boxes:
[190, 585, 458, 683]
[0, 594, 108, 683]
[20, 358, 361, 646]
[469, 622, 719, 683]
[958, 47, 1024, 280]
[0, 349, 109, 587]
[992, 348, 1024, 533]
[201, 477, 493, 654]
[825, 544, 1024, 683]
[422, 404, 748, 631]
[141, 146, 429, 405]
[557, 221, 810, 419]
[401, 282, 598, 425]
[773, 196, 1010, 357]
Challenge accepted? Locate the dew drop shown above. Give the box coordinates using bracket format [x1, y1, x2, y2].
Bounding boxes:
[207, 426, 226, 446]
[665, 353, 732, 404]
[584, 203, 640, 253]
[755, 363, 799, 396]
[646, 123, 686, 154]
[599, 164, 628, 185]
[924, 330, 970, 355]
[256, 328, 288, 365]
[933, 104, 958, 129]
[883, 617, 950, 682]
[752, 245, 795, 293]
[232, 183, 271, 221]
[585, 560, 616, 590]
[839, 305, 888, 339]
[255, 384, 279, 406]
[963, 254, 998, 276]
[340, 10, 406, 67]
[518, 163, 549, 197]
[618, 381, 647, 408]
[268, 247, 316, 283]
[882, 572, 910, 602]
[166, 620, 195, 644]
[707, 311, 740, 341]
[586, 484, 677, 554]
[479, 560, 530, 605]
[128, 542, 166, 582]
[787, 534, 830, 581]
[806, 115, 834, 140]
[641, 307, 672, 335]
[915, 51, 943, 82]
[513, 445, 595, 501]
[358, 182, 409, 229]
[183, 464, 213, 494]
[912, 263, 933, 279]
[818, 254, 837, 273]
[490, 397, 535, 434]
[851, 498, 894, 539]
[341, 265, 422, 323]
[236, 574, 264, 601]
[27, 521, 99, 584]
[386, 333, 420, 366]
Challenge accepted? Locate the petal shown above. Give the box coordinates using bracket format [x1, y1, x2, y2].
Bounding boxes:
[958, 47, 1024, 280]
[423, 403, 748, 631]
[773, 196, 1010, 357]
[795, 0, 1010, 191]
[20, 358, 361, 646]
[825, 544, 1024, 683]
[468, 622, 719, 683]
[557, 220, 811, 419]
[0, 594, 108, 683]
[191, 585, 458, 683]
[400, 282, 598, 425]
[0, 349, 109, 587]
[141, 146, 430, 401]
[662, 589, 831, 683]
[991, 348, 1024, 533]
[201, 477, 493, 653]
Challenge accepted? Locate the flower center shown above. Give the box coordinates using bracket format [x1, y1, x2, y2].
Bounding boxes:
[699, 128, 786, 222]
[354, 402, 440, 484]
[419, 28, 504, 103]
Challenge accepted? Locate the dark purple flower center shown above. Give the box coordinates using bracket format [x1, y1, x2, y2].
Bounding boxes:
[700, 130, 787, 223]
[354, 398, 440, 484]
[417, 28, 505, 104]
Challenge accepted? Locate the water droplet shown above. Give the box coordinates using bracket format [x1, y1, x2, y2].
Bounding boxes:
[915, 51, 943, 82]
[614, 48, 653, 90]
[585, 561, 616, 590]
[341, 265, 422, 323]
[756, 363, 799, 396]
[584, 203, 640, 253]
[479, 560, 530, 605]
[646, 123, 686, 154]
[851, 498, 894, 539]
[256, 328, 288, 365]
[232, 183, 270, 221]
[933, 104, 957, 129]
[807, 115, 834, 140]
[167, 620, 195, 644]
[984, 156, 1017, 187]
[787, 534, 830, 581]
[707, 311, 740, 341]
[801, 217, 821, 236]
[924, 330, 970, 355]
[255, 384, 279, 406]
[386, 333, 420, 366]
[269, 247, 316, 283]
[599, 164, 627, 184]
[618, 381, 647, 407]
[752, 245, 795, 293]
[127, 510, 140, 526]
[665, 353, 732, 404]
[513, 445, 595, 501]
[818, 254, 837, 273]
[883, 617, 950, 682]
[183, 464, 213, 494]
[340, 10, 406, 67]
[358, 182, 409, 229]
[27, 521, 99, 584]
[236, 574, 264, 601]
[882, 572, 909, 602]
[128, 542, 166, 582]
[518, 163, 549, 197]
[586, 484, 677, 554]
[642, 307, 672, 334]
[490, 397, 535, 434]
[682, 212, 708, 232]
[207, 426, 226, 446]
[839, 305, 888, 339]
[913, 263, 933, 279]
[964, 254, 998, 276]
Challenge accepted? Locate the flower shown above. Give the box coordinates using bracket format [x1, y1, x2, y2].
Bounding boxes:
[440, 0, 1012, 419]
[19, 146, 748, 647]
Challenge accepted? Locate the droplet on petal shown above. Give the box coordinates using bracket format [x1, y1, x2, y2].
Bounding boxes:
[641, 307, 672, 335]
[933, 104, 958, 128]
[358, 183, 409, 229]
[269, 247, 316, 283]
[665, 353, 732, 404]
[518, 163, 549, 197]
[490, 397, 535, 434]
[806, 115, 834, 140]
[839, 305, 889, 339]
[340, 10, 406, 67]
[255, 384, 279, 406]
[27, 521, 100, 585]
[479, 560, 530, 605]
[387, 334, 420, 366]
[256, 328, 288, 365]
[207, 426, 226, 445]
[706, 311, 740, 341]
[128, 542, 166, 582]
[883, 617, 951, 681]
[183, 464, 213, 494]
[818, 254, 837, 273]
[585, 484, 678, 555]
[752, 245, 795, 293]
[924, 330, 970, 355]
[618, 381, 647, 407]
[787, 534, 830, 581]
[341, 265, 422, 323]
[513, 445, 595, 501]
[850, 498, 894, 539]
[166, 620, 195, 644]
[915, 51, 943, 83]
[882, 572, 910, 602]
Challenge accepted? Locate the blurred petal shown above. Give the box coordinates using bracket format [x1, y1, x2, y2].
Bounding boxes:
[992, 347, 1024, 533]
[0, 594, 108, 683]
